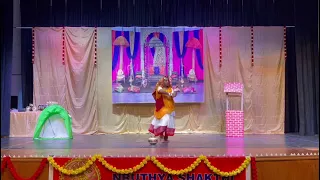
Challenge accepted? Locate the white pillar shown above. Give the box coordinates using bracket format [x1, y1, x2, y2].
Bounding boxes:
[169, 34, 173, 76]
[140, 29, 145, 78]
[140, 45, 144, 78]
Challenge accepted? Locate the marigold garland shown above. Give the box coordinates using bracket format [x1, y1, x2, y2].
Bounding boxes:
[48, 154, 251, 177]
[98, 155, 149, 174]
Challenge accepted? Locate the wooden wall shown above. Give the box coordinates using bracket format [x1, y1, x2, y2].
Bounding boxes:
[256, 156, 319, 180]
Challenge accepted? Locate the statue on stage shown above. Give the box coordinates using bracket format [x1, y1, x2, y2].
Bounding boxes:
[148, 76, 177, 142]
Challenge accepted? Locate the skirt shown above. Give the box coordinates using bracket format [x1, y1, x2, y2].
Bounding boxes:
[148, 111, 175, 136]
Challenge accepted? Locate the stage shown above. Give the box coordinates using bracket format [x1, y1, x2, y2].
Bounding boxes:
[1, 134, 319, 179]
[1, 134, 319, 157]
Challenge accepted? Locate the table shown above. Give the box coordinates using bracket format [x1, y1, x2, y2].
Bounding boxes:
[10, 111, 41, 137]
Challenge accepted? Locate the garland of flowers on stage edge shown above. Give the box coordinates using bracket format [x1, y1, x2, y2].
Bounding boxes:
[1, 157, 47, 180]
[47, 155, 252, 178]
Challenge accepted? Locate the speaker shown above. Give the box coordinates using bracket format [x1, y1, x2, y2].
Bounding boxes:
[11, 96, 18, 109]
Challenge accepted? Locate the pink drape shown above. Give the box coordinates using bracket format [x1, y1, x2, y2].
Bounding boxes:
[129, 32, 141, 75]
[133, 46, 141, 74]
[197, 29, 204, 80]
[183, 30, 204, 80]
[172, 32, 182, 76]
[111, 31, 140, 82]
[146, 47, 153, 74]
[111, 31, 130, 82]
[111, 31, 117, 82]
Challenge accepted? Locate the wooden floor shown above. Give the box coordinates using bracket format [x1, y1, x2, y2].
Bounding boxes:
[1, 134, 319, 180]
[1, 134, 319, 157]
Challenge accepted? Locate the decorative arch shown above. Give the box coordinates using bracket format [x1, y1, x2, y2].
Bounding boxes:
[144, 32, 169, 78]
[33, 105, 73, 140]
[140, 28, 174, 78]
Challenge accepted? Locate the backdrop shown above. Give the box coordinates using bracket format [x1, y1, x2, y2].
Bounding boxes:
[33, 27, 285, 134]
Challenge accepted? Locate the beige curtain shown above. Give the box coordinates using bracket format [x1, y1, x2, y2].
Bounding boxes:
[64, 27, 98, 134]
[250, 27, 285, 133]
[96, 27, 284, 134]
[33, 27, 67, 107]
[34, 27, 98, 134]
[34, 27, 284, 135]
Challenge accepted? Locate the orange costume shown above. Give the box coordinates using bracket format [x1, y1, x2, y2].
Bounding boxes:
[148, 77, 176, 137]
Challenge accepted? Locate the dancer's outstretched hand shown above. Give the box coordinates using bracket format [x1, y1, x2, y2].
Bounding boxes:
[172, 91, 177, 97]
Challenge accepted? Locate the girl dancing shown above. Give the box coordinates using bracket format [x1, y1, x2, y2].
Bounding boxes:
[148, 76, 177, 142]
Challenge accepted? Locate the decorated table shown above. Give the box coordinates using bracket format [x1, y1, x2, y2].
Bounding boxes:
[10, 111, 41, 137]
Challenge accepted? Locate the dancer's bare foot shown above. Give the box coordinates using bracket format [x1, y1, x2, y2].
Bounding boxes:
[164, 136, 168, 142]
[159, 135, 164, 141]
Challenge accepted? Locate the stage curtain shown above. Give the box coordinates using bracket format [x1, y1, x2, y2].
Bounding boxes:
[97, 27, 285, 134]
[21, 29, 34, 107]
[291, 0, 319, 135]
[64, 27, 98, 134]
[33, 27, 98, 134]
[250, 27, 285, 133]
[285, 0, 319, 136]
[19, 0, 295, 27]
[0, 0, 13, 136]
[33, 28, 67, 108]
[284, 28, 299, 133]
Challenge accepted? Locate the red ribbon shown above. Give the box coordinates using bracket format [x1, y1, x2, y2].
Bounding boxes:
[1, 157, 47, 180]
[251, 157, 258, 180]
[1, 157, 7, 173]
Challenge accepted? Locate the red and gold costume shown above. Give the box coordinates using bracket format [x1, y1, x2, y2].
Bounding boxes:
[148, 77, 176, 137]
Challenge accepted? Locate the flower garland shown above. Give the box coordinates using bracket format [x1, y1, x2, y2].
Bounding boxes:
[62, 27, 66, 65]
[94, 27, 97, 65]
[48, 155, 93, 176]
[219, 27, 222, 67]
[1, 157, 47, 180]
[98, 155, 148, 174]
[32, 28, 35, 64]
[151, 156, 201, 175]
[251, 26, 254, 66]
[283, 26, 287, 61]
[48, 154, 251, 177]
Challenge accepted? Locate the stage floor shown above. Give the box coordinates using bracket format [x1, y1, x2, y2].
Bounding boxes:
[1, 134, 319, 157]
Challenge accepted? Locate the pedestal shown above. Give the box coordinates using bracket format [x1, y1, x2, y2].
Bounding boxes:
[224, 82, 244, 137]
[225, 110, 244, 137]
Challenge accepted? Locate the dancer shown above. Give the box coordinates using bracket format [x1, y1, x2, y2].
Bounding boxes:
[148, 76, 177, 142]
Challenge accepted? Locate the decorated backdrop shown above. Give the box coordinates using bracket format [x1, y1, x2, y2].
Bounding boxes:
[111, 27, 205, 104]
[32, 27, 285, 135]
